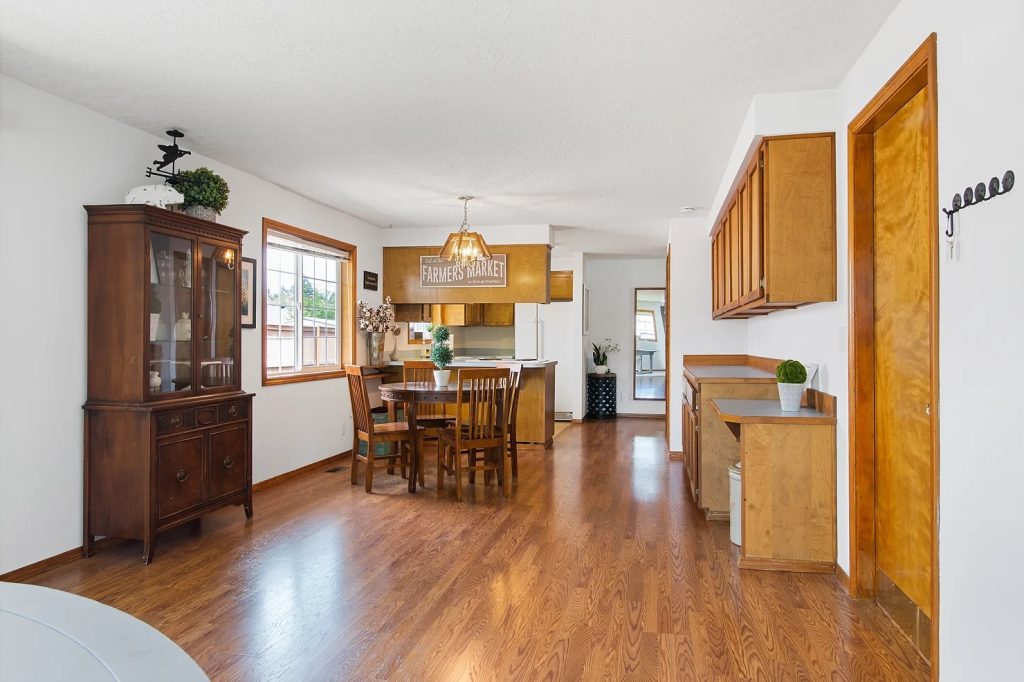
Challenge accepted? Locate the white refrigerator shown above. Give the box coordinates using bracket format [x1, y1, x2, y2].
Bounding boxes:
[515, 302, 579, 420]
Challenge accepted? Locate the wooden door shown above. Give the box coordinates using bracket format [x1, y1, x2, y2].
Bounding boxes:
[872, 87, 934, 632]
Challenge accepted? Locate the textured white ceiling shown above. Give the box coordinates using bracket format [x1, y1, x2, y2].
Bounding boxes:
[0, 0, 897, 254]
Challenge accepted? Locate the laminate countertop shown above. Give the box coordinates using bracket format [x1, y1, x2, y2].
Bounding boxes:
[711, 398, 836, 425]
[683, 365, 776, 383]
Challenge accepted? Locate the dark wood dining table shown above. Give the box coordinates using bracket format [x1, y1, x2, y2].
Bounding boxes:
[377, 381, 470, 493]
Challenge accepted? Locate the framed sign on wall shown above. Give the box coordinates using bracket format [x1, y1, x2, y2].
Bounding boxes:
[419, 254, 507, 288]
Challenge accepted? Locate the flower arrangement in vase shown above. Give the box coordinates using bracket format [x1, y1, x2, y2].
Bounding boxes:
[357, 296, 397, 366]
[591, 337, 620, 374]
[775, 359, 808, 412]
[429, 325, 454, 386]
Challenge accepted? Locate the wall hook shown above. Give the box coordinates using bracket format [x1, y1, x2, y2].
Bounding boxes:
[942, 170, 1014, 237]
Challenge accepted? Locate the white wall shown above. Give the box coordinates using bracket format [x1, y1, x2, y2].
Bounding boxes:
[666, 216, 749, 451]
[585, 256, 666, 415]
[670, 1, 1024, 677]
[0, 75, 385, 574]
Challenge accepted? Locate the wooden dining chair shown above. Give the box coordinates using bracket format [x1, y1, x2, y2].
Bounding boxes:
[346, 365, 424, 493]
[496, 361, 523, 478]
[437, 367, 511, 501]
[401, 360, 454, 427]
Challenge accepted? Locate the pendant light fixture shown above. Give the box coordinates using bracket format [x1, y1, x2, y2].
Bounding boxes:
[439, 196, 492, 266]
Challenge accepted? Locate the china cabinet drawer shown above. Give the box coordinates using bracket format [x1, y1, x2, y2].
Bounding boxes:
[157, 409, 194, 435]
[195, 405, 219, 427]
[156, 434, 205, 519]
[218, 400, 248, 423]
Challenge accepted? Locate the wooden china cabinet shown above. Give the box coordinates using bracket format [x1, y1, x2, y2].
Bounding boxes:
[83, 205, 254, 564]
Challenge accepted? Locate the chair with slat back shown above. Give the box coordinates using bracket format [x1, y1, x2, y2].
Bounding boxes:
[496, 362, 523, 478]
[437, 368, 511, 501]
[402, 360, 452, 424]
[346, 365, 424, 493]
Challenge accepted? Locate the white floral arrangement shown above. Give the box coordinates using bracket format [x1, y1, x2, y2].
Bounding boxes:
[357, 296, 398, 333]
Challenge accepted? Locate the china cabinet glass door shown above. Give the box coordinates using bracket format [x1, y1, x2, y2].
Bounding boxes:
[198, 240, 239, 392]
[148, 231, 194, 397]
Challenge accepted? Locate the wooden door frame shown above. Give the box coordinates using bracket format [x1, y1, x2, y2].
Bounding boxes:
[847, 33, 939, 673]
[665, 246, 671, 443]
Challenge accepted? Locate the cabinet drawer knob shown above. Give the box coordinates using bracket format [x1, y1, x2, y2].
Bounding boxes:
[222, 456, 234, 469]
[170, 415, 182, 427]
[227, 405, 238, 417]
[175, 469, 189, 483]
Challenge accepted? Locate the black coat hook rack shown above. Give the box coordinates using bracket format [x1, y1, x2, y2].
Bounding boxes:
[942, 170, 1014, 237]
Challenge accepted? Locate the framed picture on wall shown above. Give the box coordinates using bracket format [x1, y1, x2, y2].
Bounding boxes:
[241, 257, 257, 329]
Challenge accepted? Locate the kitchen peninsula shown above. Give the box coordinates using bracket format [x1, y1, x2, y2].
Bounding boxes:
[381, 359, 557, 448]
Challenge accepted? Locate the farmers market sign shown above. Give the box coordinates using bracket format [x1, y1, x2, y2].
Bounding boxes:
[420, 254, 507, 288]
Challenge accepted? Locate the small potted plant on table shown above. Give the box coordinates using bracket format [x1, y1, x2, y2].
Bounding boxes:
[430, 325, 454, 386]
[591, 338, 620, 374]
[776, 359, 808, 412]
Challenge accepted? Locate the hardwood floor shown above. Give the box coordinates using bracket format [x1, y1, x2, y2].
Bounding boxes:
[25, 419, 928, 680]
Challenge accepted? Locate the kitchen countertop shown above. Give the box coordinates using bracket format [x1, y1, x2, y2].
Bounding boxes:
[386, 358, 557, 368]
[711, 398, 835, 425]
[683, 364, 776, 383]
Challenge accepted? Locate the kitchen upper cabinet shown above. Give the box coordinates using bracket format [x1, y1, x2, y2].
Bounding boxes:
[482, 303, 515, 326]
[711, 132, 835, 319]
[549, 270, 573, 302]
[430, 303, 483, 326]
[394, 303, 431, 322]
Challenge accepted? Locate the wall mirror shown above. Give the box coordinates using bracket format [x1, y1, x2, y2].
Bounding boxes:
[633, 288, 666, 400]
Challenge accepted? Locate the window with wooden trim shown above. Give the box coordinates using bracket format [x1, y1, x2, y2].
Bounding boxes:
[635, 309, 657, 341]
[262, 219, 356, 385]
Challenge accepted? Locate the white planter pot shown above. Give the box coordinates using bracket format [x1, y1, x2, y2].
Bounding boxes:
[594, 365, 609, 375]
[433, 369, 451, 386]
[778, 382, 804, 412]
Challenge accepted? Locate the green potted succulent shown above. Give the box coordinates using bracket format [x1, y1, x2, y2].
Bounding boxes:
[776, 359, 808, 412]
[175, 167, 229, 222]
[430, 324, 454, 386]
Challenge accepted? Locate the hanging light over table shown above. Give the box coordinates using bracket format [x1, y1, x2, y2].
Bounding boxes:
[439, 196, 492, 266]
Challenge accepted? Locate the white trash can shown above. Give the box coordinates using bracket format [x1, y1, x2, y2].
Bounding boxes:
[728, 462, 742, 546]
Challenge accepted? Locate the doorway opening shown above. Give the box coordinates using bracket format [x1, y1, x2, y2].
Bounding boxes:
[848, 34, 939, 669]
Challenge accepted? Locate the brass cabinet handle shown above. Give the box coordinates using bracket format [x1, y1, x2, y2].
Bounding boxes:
[227, 405, 239, 417]
[222, 456, 234, 469]
[176, 469, 188, 483]
[170, 415, 182, 427]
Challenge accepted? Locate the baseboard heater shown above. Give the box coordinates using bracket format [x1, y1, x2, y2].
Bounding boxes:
[555, 411, 573, 421]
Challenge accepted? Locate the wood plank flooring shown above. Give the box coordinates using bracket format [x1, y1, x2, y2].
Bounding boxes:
[25, 419, 928, 680]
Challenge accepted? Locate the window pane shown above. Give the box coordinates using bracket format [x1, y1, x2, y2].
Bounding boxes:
[302, 337, 315, 366]
[314, 256, 326, 281]
[326, 261, 337, 282]
[267, 270, 281, 303]
[326, 337, 337, 364]
[280, 250, 295, 273]
[280, 274, 296, 305]
[268, 247, 281, 271]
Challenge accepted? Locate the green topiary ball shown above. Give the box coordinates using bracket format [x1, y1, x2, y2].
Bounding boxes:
[431, 325, 451, 344]
[776, 359, 807, 384]
[175, 167, 230, 213]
